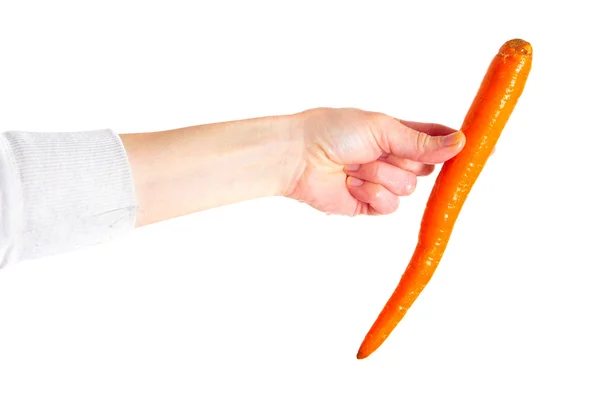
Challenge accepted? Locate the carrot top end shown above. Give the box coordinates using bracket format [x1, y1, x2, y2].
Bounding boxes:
[499, 38, 532, 57]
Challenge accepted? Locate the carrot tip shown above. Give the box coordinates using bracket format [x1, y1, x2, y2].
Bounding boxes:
[356, 341, 375, 360]
[500, 39, 532, 57]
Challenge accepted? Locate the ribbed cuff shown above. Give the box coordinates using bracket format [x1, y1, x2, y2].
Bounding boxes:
[0, 129, 137, 267]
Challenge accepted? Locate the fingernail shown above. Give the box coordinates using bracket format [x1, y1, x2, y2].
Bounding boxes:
[347, 176, 364, 187]
[442, 131, 464, 147]
[345, 164, 360, 171]
[379, 152, 389, 159]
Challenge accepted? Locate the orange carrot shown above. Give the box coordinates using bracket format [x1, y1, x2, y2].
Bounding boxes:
[357, 38, 533, 359]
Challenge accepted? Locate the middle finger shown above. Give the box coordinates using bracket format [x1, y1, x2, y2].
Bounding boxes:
[379, 153, 435, 176]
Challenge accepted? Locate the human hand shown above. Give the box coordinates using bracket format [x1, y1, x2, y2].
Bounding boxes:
[284, 107, 466, 215]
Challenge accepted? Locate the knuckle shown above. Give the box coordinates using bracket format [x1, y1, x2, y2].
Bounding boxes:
[373, 186, 384, 199]
[367, 112, 394, 137]
[415, 132, 430, 156]
[370, 184, 388, 202]
[368, 111, 388, 124]
[370, 162, 383, 180]
[394, 176, 416, 196]
[406, 174, 417, 194]
[366, 112, 385, 134]
[381, 196, 400, 215]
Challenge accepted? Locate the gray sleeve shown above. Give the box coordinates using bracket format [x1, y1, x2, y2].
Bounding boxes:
[0, 129, 137, 268]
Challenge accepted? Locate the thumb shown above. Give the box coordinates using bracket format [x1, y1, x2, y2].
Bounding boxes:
[377, 119, 466, 164]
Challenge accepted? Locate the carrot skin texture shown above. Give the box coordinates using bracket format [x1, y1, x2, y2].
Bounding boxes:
[356, 39, 533, 360]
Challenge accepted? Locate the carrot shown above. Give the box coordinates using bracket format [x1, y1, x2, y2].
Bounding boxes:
[356, 38, 533, 360]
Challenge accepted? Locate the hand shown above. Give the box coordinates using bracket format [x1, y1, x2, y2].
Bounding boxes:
[122, 107, 466, 227]
[285, 107, 466, 216]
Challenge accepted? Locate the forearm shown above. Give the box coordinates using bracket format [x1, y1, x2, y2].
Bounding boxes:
[120, 114, 304, 227]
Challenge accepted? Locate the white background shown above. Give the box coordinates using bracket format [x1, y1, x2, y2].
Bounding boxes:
[1, 0, 599, 398]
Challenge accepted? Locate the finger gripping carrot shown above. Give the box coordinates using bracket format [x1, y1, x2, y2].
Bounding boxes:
[356, 38, 533, 359]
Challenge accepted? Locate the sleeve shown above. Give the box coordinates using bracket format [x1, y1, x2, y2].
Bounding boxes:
[0, 129, 137, 268]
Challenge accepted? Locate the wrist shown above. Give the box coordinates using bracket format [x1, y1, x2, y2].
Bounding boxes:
[274, 112, 306, 197]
